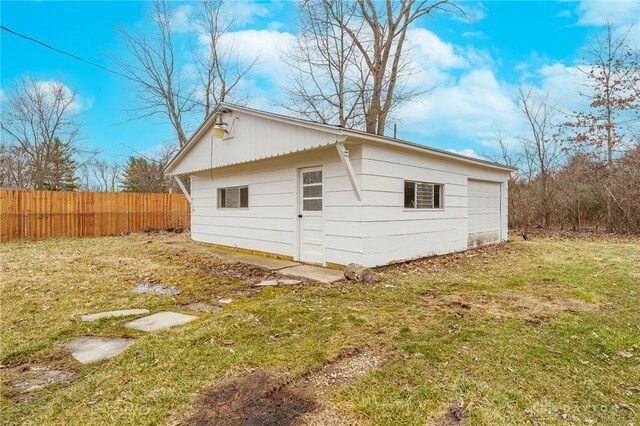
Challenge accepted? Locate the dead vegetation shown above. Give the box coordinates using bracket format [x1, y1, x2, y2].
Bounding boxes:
[202, 262, 278, 284]
[420, 289, 599, 324]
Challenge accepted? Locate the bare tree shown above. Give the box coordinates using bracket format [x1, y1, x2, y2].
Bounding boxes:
[284, 0, 367, 128]
[191, 0, 257, 117]
[331, 0, 463, 135]
[0, 144, 31, 188]
[285, 0, 461, 134]
[117, 0, 257, 146]
[518, 86, 563, 228]
[483, 128, 521, 169]
[116, 0, 194, 147]
[565, 22, 640, 231]
[0, 76, 89, 189]
[91, 160, 122, 192]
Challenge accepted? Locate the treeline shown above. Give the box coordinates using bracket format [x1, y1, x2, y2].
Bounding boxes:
[501, 25, 639, 234]
[508, 147, 640, 233]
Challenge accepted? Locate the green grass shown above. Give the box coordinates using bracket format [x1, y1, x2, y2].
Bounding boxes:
[1, 233, 639, 425]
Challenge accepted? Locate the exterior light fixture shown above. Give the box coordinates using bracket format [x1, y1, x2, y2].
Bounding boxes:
[212, 121, 228, 139]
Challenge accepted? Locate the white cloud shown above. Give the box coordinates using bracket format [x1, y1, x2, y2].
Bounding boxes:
[171, 4, 193, 33]
[447, 148, 480, 158]
[184, 28, 295, 107]
[216, 29, 296, 83]
[407, 28, 468, 69]
[225, 0, 270, 26]
[34, 80, 90, 113]
[403, 28, 470, 88]
[575, 0, 640, 27]
[397, 69, 523, 143]
[169, 1, 271, 34]
[536, 63, 586, 110]
[453, 2, 487, 23]
[461, 31, 485, 39]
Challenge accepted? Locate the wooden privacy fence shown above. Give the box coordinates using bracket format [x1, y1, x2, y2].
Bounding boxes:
[0, 189, 191, 242]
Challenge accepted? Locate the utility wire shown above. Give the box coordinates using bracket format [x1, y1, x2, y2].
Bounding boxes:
[1, 25, 206, 107]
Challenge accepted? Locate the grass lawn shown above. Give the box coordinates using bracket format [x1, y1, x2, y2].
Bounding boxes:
[1, 232, 639, 425]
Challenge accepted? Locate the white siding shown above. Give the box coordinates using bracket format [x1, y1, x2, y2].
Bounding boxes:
[183, 115, 512, 268]
[357, 144, 510, 267]
[171, 110, 339, 175]
[190, 146, 365, 266]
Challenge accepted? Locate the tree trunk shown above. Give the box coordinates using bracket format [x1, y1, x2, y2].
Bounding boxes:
[344, 263, 374, 283]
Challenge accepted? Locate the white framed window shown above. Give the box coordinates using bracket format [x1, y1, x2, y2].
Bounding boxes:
[404, 181, 443, 209]
[301, 170, 323, 211]
[217, 186, 248, 209]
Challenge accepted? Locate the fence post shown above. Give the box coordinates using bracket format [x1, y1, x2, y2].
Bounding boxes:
[24, 212, 28, 240]
[125, 211, 129, 234]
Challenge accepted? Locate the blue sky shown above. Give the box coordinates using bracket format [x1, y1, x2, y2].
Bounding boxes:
[1, 1, 639, 163]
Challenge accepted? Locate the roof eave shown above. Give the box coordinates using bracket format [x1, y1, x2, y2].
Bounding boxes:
[343, 130, 516, 172]
[165, 101, 516, 175]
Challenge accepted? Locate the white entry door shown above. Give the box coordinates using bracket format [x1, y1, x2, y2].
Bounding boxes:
[298, 167, 324, 264]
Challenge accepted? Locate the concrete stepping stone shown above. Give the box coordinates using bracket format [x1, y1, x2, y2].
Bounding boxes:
[64, 337, 134, 364]
[255, 280, 279, 287]
[124, 311, 198, 332]
[81, 309, 149, 322]
[278, 278, 302, 285]
[279, 265, 344, 283]
[255, 278, 303, 287]
[218, 298, 235, 304]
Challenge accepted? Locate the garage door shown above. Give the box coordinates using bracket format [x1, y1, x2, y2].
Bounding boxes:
[468, 180, 502, 248]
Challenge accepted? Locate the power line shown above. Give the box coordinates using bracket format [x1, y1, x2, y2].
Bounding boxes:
[1, 25, 206, 107]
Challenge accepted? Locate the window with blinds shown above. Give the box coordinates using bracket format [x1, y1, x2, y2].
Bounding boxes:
[217, 186, 249, 208]
[404, 181, 443, 209]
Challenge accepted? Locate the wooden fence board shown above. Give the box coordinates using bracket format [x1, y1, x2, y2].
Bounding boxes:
[0, 189, 190, 242]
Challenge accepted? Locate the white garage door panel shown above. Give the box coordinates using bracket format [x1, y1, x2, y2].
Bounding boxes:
[468, 180, 501, 247]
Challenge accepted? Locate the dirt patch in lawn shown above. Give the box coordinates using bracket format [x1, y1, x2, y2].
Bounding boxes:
[133, 280, 181, 295]
[202, 262, 278, 284]
[182, 348, 385, 426]
[2, 360, 76, 402]
[182, 302, 222, 313]
[183, 370, 316, 426]
[420, 290, 598, 323]
[437, 402, 469, 425]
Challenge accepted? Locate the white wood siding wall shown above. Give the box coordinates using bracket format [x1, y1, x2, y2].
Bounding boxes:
[190, 146, 365, 265]
[171, 111, 339, 175]
[358, 144, 509, 267]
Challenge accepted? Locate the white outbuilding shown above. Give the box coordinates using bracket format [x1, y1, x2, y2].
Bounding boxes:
[166, 103, 514, 268]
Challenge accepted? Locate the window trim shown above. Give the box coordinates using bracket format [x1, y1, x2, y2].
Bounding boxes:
[217, 185, 249, 209]
[403, 180, 444, 211]
[301, 169, 323, 212]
